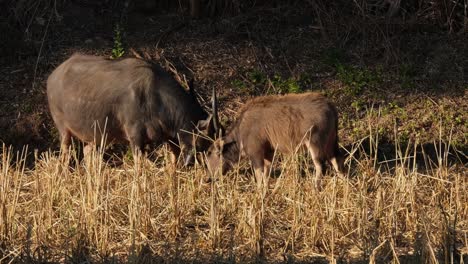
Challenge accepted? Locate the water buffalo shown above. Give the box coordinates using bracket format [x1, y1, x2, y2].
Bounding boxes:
[47, 53, 221, 164]
[205, 92, 344, 188]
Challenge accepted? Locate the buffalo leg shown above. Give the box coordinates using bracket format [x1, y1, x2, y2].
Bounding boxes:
[168, 143, 181, 165]
[165, 143, 181, 176]
[130, 141, 144, 169]
[306, 143, 325, 189]
[125, 125, 145, 160]
[83, 144, 94, 167]
[329, 143, 345, 177]
[59, 129, 71, 166]
[131, 144, 144, 161]
[129, 139, 144, 160]
[59, 128, 71, 153]
[263, 159, 272, 178]
[251, 156, 268, 196]
[330, 156, 344, 177]
[263, 148, 275, 177]
[250, 155, 267, 257]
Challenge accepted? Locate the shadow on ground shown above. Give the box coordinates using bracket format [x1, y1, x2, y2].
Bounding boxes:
[3, 240, 466, 264]
[0, 2, 466, 168]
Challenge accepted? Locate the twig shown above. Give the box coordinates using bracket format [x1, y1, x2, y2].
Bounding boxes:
[155, 22, 186, 50]
[32, 1, 54, 90]
[129, 48, 143, 59]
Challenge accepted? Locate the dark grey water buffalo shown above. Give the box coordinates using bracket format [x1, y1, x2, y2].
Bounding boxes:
[47, 53, 221, 164]
[205, 92, 344, 188]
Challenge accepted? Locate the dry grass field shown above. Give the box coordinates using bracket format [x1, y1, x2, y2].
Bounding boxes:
[1, 117, 467, 263]
[1, 1, 467, 263]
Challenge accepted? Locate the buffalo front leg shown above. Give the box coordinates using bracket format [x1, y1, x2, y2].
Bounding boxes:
[250, 155, 267, 258]
[125, 125, 145, 164]
[59, 129, 72, 167]
[129, 137, 144, 160]
[330, 144, 345, 177]
[330, 156, 345, 177]
[251, 156, 269, 197]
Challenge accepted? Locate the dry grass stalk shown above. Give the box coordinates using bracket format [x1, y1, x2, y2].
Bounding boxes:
[0, 119, 466, 263]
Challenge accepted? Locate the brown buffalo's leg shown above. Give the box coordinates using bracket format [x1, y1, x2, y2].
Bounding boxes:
[251, 155, 268, 197]
[306, 142, 324, 190]
[130, 144, 144, 161]
[330, 156, 344, 177]
[83, 144, 94, 168]
[263, 148, 274, 178]
[250, 154, 266, 258]
[254, 166, 266, 191]
[59, 129, 71, 153]
[129, 138, 144, 160]
[330, 143, 345, 177]
[59, 129, 71, 166]
[165, 143, 182, 176]
[263, 159, 272, 178]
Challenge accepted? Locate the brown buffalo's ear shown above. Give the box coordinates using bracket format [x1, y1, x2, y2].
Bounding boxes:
[210, 138, 225, 156]
[197, 115, 213, 132]
[218, 138, 225, 151]
[188, 78, 196, 97]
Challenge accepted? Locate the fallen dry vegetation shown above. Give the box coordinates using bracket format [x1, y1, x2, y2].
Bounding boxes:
[1, 119, 467, 263]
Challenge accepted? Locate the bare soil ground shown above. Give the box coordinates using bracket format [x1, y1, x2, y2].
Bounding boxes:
[0, 3, 466, 160]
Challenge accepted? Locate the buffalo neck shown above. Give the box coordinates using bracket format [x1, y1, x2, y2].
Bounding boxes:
[150, 73, 207, 142]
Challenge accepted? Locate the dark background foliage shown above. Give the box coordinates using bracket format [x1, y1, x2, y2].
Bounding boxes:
[0, 0, 466, 153]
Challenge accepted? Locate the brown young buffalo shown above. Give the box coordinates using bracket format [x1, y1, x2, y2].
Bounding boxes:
[205, 92, 344, 188]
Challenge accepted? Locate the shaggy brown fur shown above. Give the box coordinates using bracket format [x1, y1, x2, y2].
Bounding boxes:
[205, 92, 344, 188]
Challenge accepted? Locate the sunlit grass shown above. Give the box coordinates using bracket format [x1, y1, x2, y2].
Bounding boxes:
[0, 123, 466, 263]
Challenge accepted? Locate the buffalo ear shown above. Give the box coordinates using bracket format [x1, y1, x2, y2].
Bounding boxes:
[197, 115, 213, 132]
[211, 138, 224, 154]
[218, 138, 225, 150]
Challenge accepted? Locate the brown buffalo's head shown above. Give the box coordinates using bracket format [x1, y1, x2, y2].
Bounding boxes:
[205, 136, 239, 175]
[184, 87, 224, 166]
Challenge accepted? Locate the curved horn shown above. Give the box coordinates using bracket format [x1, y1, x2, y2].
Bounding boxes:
[188, 78, 195, 96]
[212, 88, 220, 133]
[184, 152, 194, 167]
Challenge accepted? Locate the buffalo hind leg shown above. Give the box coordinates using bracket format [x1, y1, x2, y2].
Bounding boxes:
[306, 142, 325, 190]
[263, 148, 275, 178]
[329, 143, 345, 177]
